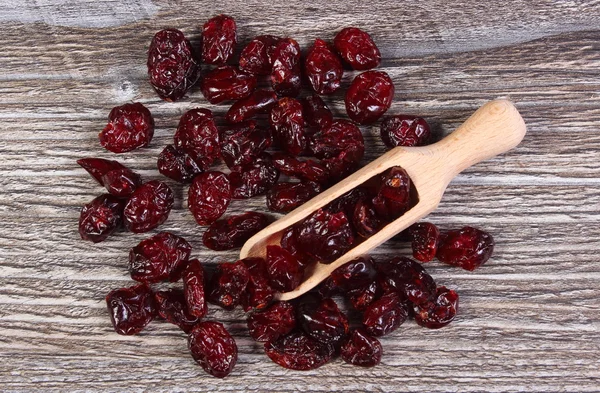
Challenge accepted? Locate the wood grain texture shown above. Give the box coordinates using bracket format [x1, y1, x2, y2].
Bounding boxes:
[1, 0, 599, 392]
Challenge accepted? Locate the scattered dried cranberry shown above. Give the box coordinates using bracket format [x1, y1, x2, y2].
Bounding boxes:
[272, 153, 330, 183]
[189, 321, 238, 378]
[266, 245, 305, 292]
[220, 121, 272, 168]
[372, 166, 412, 220]
[229, 153, 279, 199]
[409, 222, 440, 262]
[208, 260, 250, 310]
[310, 119, 363, 160]
[147, 29, 199, 101]
[78, 157, 123, 184]
[155, 289, 201, 333]
[271, 38, 302, 97]
[380, 115, 431, 148]
[265, 331, 334, 370]
[331, 257, 377, 292]
[347, 280, 382, 311]
[298, 298, 349, 345]
[226, 89, 278, 123]
[240, 257, 275, 311]
[129, 232, 191, 283]
[239, 35, 281, 75]
[353, 199, 384, 237]
[301, 94, 333, 131]
[314, 277, 339, 299]
[334, 27, 381, 70]
[305, 38, 343, 95]
[247, 301, 296, 342]
[99, 103, 154, 153]
[123, 180, 174, 233]
[188, 171, 231, 225]
[182, 259, 207, 318]
[377, 257, 436, 305]
[362, 292, 408, 337]
[157, 145, 203, 183]
[340, 329, 382, 367]
[201, 66, 257, 104]
[414, 286, 459, 329]
[437, 227, 494, 271]
[345, 71, 394, 124]
[106, 283, 156, 335]
[78, 158, 142, 197]
[266, 181, 321, 213]
[203, 212, 269, 251]
[270, 97, 306, 156]
[174, 108, 220, 170]
[79, 194, 124, 243]
[202, 14, 237, 65]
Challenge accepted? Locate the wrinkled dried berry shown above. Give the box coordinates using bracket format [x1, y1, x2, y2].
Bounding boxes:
[182, 259, 208, 318]
[266, 245, 305, 292]
[220, 121, 273, 168]
[437, 227, 494, 271]
[340, 328, 382, 367]
[414, 286, 459, 329]
[247, 301, 296, 342]
[208, 260, 250, 310]
[265, 331, 334, 370]
[174, 108, 220, 170]
[314, 277, 339, 299]
[270, 97, 306, 155]
[78, 158, 142, 197]
[99, 103, 154, 153]
[129, 232, 192, 283]
[189, 321, 238, 378]
[298, 298, 349, 344]
[325, 187, 369, 220]
[201, 66, 257, 104]
[301, 94, 333, 131]
[157, 145, 203, 183]
[266, 181, 321, 213]
[280, 225, 305, 261]
[334, 27, 381, 70]
[155, 289, 201, 333]
[380, 115, 431, 148]
[309, 120, 365, 177]
[409, 222, 440, 262]
[203, 212, 269, 251]
[78, 158, 124, 184]
[345, 71, 394, 124]
[79, 194, 124, 243]
[148, 29, 199, 101]
[229, 153, 279, 199]
[272, 153, 330, 183]
[241, 257, 275, 311]
[331, 257, 377, 292]
[202, 14, 237, 65]
[305, 38, 343, 95]
[347, 280, 382, 311]
[239, 35, 281, 75]
[124, 180, 174, 233]
[271, 38, 301, 97]
[188, 171, 231, 225]
[226, 89, 278, 123]
[362, 292, 408, 337]
[372, 166, 412, 220]
[106, 283, 156, 335]
[377, 257, 436, 305]
[353, 199, 384, 237]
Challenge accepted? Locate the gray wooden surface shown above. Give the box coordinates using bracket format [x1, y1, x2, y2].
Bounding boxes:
[1, 0, 599, 392]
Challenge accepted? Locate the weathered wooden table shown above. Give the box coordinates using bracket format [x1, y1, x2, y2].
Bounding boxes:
[1, 1, 599, 391]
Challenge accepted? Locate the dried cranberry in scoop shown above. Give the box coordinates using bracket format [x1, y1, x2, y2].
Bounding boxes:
[155, 289, 201, 333]
[380, 115, 431, 148]
[272, 153, 330, 184]
[239, 35, 281, 75]
[201, 66, 257, 104]
[270, 97, 306, 156]
[325, 187, 369, 220]
[240, 257, 275, 311]
[334, 27, 381, 70]
[409, 222, 440, 262]
[123, 180, 174, 233]
[437, 226, 494, 271]
[345, 71, 394, 124]
[79, 194, 124, 243]
[271, 38, 302, 97]
[331, 257, 377, 292]
[220, 121, 272, 168]
[372, 166, 412, 220]
[208, 260, 250, 310]
[266, 181, 321, 213]
[188, 171, 231, 226]
[106, 283, 156, 335]
[298, 298, 349, 345]
[229, 153, 279, 199]
[362, 292, 408, 337]
[247, 301, 296, 342]
[202, 14, 237, 65]
[129, 232, 191, 283]
[264, 331, 334, 370]
[377, 257, 437, 305]
[266, 245, 305, 292]
[99, 103, 154, 153]
[182, 259, 208, 318]
[301, 94, 333, 131]
[157, 145, 203, 183]
[203, 212, 269, 251]
[353, 199, 384, 238]
[174, 108, 220, 170]
[340, 328, 383, 367]
[226, 89, 278, 123]
[147, 29, 199, 101]
[414, 286, 459, 329]
[78, 158, 142, 197]
[188, 321, 238, 378]
[305, 38, 343, 95]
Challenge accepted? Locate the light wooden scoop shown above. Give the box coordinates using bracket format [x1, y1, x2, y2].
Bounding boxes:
[240, 99, 527, 301]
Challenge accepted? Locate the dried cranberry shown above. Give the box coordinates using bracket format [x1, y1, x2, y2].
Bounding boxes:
[174, 108, 220, 169]
[188, 171, 231, 225]
[314, 277, 339, 299]
[266, 244, 305, 292]
[240, 257, 275, 311]
[220, 121, 272, 168]
[123, 180, 174, 233]
[229, 153, 279, 199]
[200, 66, 257, 104]
[331, 257, 377, 292]
[372, 166, 412, 220]
[78, 158, 141, 197]
[106, 283, 156, 335]
[189, 321, 238, 378]
[99, 103, 154, 153]
[309, 119, 364, 161]
[380, 115, 431, 148]
[334, 27, 381, 70]
[437, 227, 494, 271]
[353, 199, 384, 237]
[226, 89, 278, 123]
[79, 194, 124, 243]
[298, 298, 348, 344]
[247, 301, 296, 342]
[362, 292, 408, 337]
[409, 222, 440, 262]
[347, 280, 382, 311]
[157, 145, 203, 183]
[182, 259, 207, 318]
[271, 38, 302, 97]
[147, 29, 199, 101]
[377, 257, 436, 305]
[264, 331, 334, 370]
[266, 181, 321, 213]
[340, 328, 382, 367]
[155, 289, 201, 333]
[345, 71, 394, 124]
[280, 226, 305, 261]
[239, 35, 281, 75]
[414, 286, 459, 329]
[208, 260, 250, 310]
[305, 38, 343, 95]
[202, 14, 237, 65]
[78, 158, 123, 184]
[129, 232, 192, 283]
[270, 97, 306, 156]
[301, 94, 333, 131]
[272, 153, 330, 183]
[203, 212, 269, 251]
[325, 187, 369, 220]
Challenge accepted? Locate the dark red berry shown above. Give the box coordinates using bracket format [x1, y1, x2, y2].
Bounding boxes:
[372, 166, 412, 220]
[264, 331, 334, 370]
[182, 259, 208, 318]
[240, 257, 275, 311]
[362, 292, 408, 337]
[129, 232, 192, 283]
[266, 181, 321, 213]
[305, 38, 343, 95]
[188, 171, 231, 226]
[331, 257, 377, 292]
[325, 187, 369, 220]
[220, 121, 272, 168]
[266, 245, 305, 292]
[78, 158, 141, 197]
[229, 153, 279, 199]
[226, 89, 278, 123]
[270, 97, 306, 156]
[189, 321, 238, 378]
[200, 66, 257, 104]
[271, 38, 302, 97]
[202, 14, 237, 65]
[123, 180, 174, 233]
[77, 158, 123, 184]
[155, 289, 201, 333]
[247, 301, 296, 342]
[347, 280, 382, 311]
[340, 328, 382, 367]
[280, 225, 305, 261]
[239, 35, 281, 75]
[414, 286, 459, 329]
[298, 298, 349, 344]
[353, 199, 384, 238]
[437, 227, 494, 271]
[380, 115, 431, 148]
[272, 153, 330, 183]
[345, 71, 394, 124]
[334, 27, 381, 70]
[309, 119, 364, 163]
[203, 212, 269, 251]
[377, 257, 437, 305]
[301, 94, 333, 131]
[208, 260, 250, 310]
[99, 103, 154, 153]
[79, 194, 124, 243]
[157, 145, 203, 183]
[106, 283, 156, 335]
[174, 108, 220, 170]
[409, 222, 440, 262]
[314, 277, 339, 299]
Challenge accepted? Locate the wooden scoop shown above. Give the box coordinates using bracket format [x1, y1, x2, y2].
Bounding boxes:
[240, 99, 527, 301]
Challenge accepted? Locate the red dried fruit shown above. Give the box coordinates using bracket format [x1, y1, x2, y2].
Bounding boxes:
[123, 180, 174, 233]
[79, 194, 124, 243]
[347, 280, 382, 311]
[182, 259, 208, 318]
[99, 103, 154, 153]
[247, 301, 296, 342]
[314, 277, 339, 299]
[345, 71, 394, 124]
[414, 286, 459, 329]
[174, 108, 220, 170]
[380, 115, 431, 148]
[298, 298, 349, 344]
[334, 27, 381, 70]
[201, 66, 257, 104]
[220, 121, 272, 169]
[226, 89, 278, 123]
[188, 171, 231, 225]
[229, 153, 279, 199]
[377, 257, 436, 305]
[78, 158, 142, 197]
[372, 166, 412, 220]
[309, 119, 364, 161]
[305, 38, 343, 95]
[331, 257, 377, 292]
[129, 232, 192, 283]
[78, 158, 123, 184]
[189, 321, 238, 378]
[240, 257, 275, 311]
[409, 222, 440, 262]
[340, 328, 383, 367]
[155, 289, 201, 333]
[272, 153, 330, 183]
[280, 225, 305, 261]
[271, 38, 302, 97]
[266, 245, 305, 292]
[208, 260, 250, 310]
[202, 14, 237, 65]
[436, 227, 494, 271]
[203, 212, 269, 251]
[325, 187, 369, 220]
[239, 35, 281, 75]
[147, 29, 199, 101]
[353, 199, 384, 237]
[301, 94, 333, 131]
[106, 283, 156, 335]
[266, 181, 321, 213]
[270, 97, 306, 156]
[157, 145, 203, 183]
[264, 331, 334, 370]
[362, 292, 408, 337]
